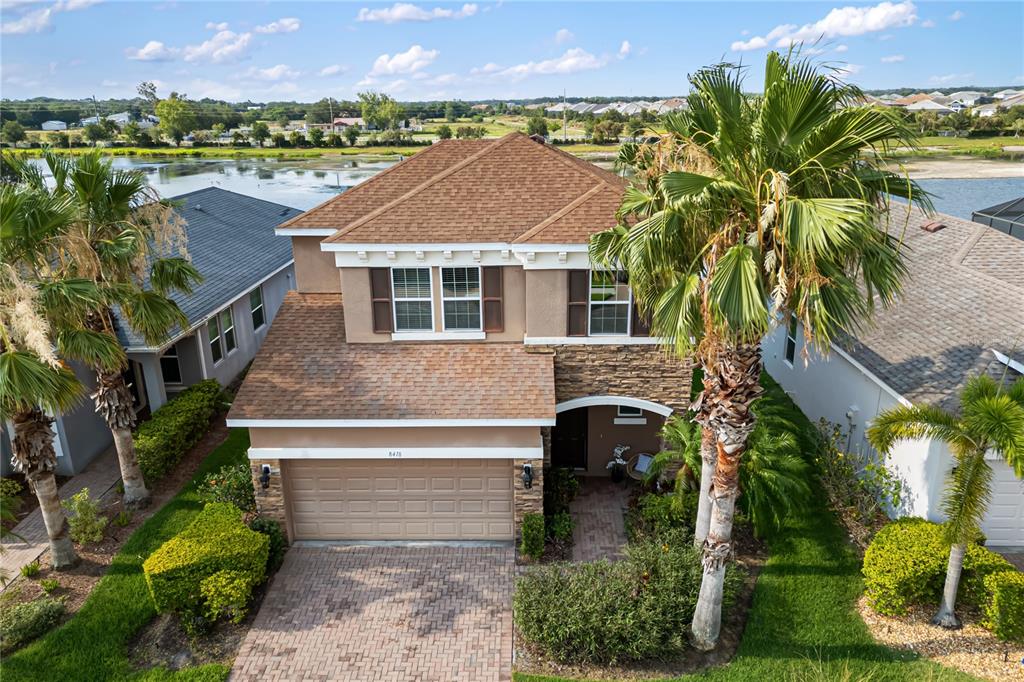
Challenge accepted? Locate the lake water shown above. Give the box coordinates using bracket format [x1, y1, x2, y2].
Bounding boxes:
[29, 155, 1024, 219]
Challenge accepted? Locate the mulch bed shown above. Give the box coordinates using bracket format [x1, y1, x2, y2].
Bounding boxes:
[2, 473, 70, 532]
[857, 596, 1024, 682]
[6, 417, 230, 618]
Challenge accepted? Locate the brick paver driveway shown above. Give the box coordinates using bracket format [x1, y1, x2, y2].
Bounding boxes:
[231, 544, 514, 681]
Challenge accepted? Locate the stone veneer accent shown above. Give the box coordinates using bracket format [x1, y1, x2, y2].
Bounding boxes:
[250, 458, 288, 537]
[513, 458, 544, 539]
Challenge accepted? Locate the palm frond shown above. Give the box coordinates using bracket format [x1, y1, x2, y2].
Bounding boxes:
[940, 451, 993, 545]
[867, 404, 968, 454]
[0, 350, 82, 419]
[117, 291, 188, 346]
[149, 257, 203, 297]
[57, 328, 126, 373]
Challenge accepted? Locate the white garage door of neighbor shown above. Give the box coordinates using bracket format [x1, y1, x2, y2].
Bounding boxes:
[981, 460, 1024, 547]
[285, 458, 514, 541]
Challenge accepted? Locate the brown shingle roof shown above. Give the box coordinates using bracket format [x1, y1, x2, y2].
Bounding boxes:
[227, 291, 556, 422]
[282, 132, 625, 244]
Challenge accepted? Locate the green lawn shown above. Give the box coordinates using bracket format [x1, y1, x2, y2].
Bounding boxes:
[1, 429, 250, 682]
[515, 376, 977, 682]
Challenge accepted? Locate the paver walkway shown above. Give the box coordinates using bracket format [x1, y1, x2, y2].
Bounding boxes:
[0, 447, 121, 586]
[231, 544, 514, 682]
[570, 477, 631, 562]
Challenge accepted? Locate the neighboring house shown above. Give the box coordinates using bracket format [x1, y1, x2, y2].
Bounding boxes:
[974, 93, 1024, 117]
[764, 207, 1024, 548]
[0, 187, 300, 477]
[905, 99, 956, 115]
[41, 120, 67, 131]
[331, 117, 364, 128]
[993, 89, 1023, 100]
[227, 133, 692, 543]
[946, 91, 990, 106]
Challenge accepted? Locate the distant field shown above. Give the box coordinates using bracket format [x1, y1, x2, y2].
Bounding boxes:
[899, 135, 1023, 158]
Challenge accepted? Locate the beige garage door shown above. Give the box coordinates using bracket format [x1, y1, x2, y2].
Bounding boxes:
[285, 459, 514, 541]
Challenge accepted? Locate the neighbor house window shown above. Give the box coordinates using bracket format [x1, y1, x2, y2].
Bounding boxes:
[784, 317, 798, 366]
[617, 405, 643, 418]
[392, 268, 433, 332]
[208, 307, 237, 364]
[441, 266, 481, 331]
[160, 344, 182, 385]
[589, 270, 631, 335]
[249, 286, 265, 330]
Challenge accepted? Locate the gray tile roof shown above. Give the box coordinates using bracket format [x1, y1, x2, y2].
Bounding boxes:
[115, 187, 300, 348]
[835, 206, 1024, 410]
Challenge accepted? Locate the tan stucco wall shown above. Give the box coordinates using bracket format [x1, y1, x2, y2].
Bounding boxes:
[584, 405, 666, 476]
[525, 269, 568, 337]
[292, 236, 341, 293]
[490, 266, 526, 342]
[338, 267, 380, 342]
[249, 425, 542, 448]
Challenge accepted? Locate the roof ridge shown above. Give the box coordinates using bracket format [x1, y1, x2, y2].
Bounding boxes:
[277, 140, 463, 230]
[326, 135, 518, 242]
[533, 137, 626, 189]
[512, 184, 605, 244]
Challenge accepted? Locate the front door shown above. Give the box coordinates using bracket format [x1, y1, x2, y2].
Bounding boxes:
[551, 407, 588, 470]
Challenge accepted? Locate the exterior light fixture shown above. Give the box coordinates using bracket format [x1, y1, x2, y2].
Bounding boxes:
[259, 464, 271, 490]
[521, 463, 533, 489]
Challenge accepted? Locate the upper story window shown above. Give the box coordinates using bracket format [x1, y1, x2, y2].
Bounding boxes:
[249, 286, 265, 330]
[784, 317, 798, 366]
[392, 267, 433, 332]
[589, 270, 631, 335]
[441, 266, 481, 331]
[208, 307, 236, 364]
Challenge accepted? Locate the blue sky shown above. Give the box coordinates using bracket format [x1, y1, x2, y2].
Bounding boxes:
[2, 1, 1022, 102]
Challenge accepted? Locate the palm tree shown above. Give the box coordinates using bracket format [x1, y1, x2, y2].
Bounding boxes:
[591, 52, 929, 650]
[867, 374, 1024, 628]
[11, 151, 201, 508]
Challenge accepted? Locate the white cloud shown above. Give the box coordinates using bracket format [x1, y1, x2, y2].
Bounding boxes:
[834, 44, 849, 52]
[880, 54, 904, 63]
[182, 30, 252, 63]
[100, 79, 118, 87]
[205, 21, 228, 31]
[356, 2, 477, 23]
[732, 1, 917, 51]
[836, 63, 863, 76]
[921, 18, 935, 27]
[319, 64, 347, 76]
[245, 64, 300, 81]
[125, 40, 178, 61]
[930, 72, 972, 84]
[618, 40, 631, 58]
[948, 9, 964, 21]
[1, 0, 97, 34]
[254, 17, 300, 34]
[554, 28, 573, 44]
[478, 48, 608, 82]
[367, 44, 439, 77]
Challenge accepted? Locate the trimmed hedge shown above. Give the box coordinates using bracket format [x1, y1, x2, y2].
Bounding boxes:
[142, 502, 268, 615]
[520, 513, 545, 560]
[863, 518, 1015, 617]
[135, 379, 223, 484]
[0, 598, 65, 654]
[983, 571, 1024, 643]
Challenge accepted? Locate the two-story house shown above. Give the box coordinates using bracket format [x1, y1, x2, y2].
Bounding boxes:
[227, 133, 693, 542]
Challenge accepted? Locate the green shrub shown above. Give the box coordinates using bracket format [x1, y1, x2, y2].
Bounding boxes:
[0, 477, 23, 517]
[546, 512, 574, 541]
[629, 491, 697, 540]
[543, 467, 579, 515]
[40, 578, 59, 595]
[514, 531, 743, 664]
[520, 513, 545, 560]
[197, 464, 256, 513]
[113, 510, 132, 527]
[863, 517, 1014, 616]
[982, 571, 1024, 642]
[135, 379, 222, 484]
[0, 597, 65, 653]
[61, 488, 107, 544]
[143, 502, 268, 615]
[20, 561, 40, 578]
[249, 516, 287, 573]
[200, 570, 254, 624]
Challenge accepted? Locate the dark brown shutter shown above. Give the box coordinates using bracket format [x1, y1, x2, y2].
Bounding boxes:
[631, 300, 651, 337]
[482, 266, 504, 332]
[567, 270, 589, 337]
[369, 268, 393, 333]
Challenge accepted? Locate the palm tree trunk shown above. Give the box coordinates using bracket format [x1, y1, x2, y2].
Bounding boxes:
[11, 410, 78, 569]
[691, 342, 763, 651]
[693, 427, 717, 549]
[91, 367, 150, 508]
[932, 543, 966, 629]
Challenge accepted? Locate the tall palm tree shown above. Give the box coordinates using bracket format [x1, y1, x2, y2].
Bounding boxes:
[12, 151, 201, 508]
[868, 374, 1024, 628]
[591, 52, 929, 650]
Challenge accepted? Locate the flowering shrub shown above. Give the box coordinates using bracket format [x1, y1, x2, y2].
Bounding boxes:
[197, 464, 256, 513]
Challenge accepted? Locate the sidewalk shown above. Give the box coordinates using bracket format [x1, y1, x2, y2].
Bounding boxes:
[1, 447, 122, 588]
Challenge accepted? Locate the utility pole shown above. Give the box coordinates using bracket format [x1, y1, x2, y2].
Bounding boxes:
[329, 97, 335, 134]
[562, 88, 567, 142]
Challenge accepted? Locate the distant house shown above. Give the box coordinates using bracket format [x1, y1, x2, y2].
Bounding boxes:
[946, 91, 989, 106]
[470, 103, 491, 112]
[0, 187, 301, 477]
[332, 117, 364, 128]
[41, 120, 67, 131]
[893, 93, 932, 106]
[993, 89, 1023, 100]
[77, 111, 150, 129]
[974, 93, 1024, 117]
[905, 99, 955, 115]
[544, 102, 572, 114]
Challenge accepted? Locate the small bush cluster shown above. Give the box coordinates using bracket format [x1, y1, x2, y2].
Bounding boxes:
[197, 464, 256, 513]
[113, 510, 132, 527]
[135, 380, 223, 484]
[627, 491, 698, 540]
[143, 503, 268, 629]
[0, 477, 24, 517]
[40, 578, 59, 595]
[200, 570, 255, 624]
[863, 518, 1021, 641]
[514, 530, 743, 664]
[546, 512, 574, 541]
[520, 513, 545, 561]
[20, 561, 40, 578]
[61, 488, 107, 544]
[0, 597, 65, 653]
[249, 516, 287, 573]
[543, 467, 579, 544]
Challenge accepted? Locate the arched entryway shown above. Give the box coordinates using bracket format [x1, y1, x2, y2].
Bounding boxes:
[550, 396, 673, 475]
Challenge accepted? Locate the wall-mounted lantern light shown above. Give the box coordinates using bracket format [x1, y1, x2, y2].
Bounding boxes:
[521, 463, 533, 489]
[259, 464, 271, 490]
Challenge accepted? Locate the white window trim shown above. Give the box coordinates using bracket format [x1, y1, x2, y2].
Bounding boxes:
[615, 404, 647, 425]
[220, 307, 237, 356]
[160, 345, 183, 386]
[617, 405, 644, 417]
[784, 318, 798, 368]
[208, 317, 224, 365]
[391, 331, 486, 341]
[249, 285, 265, 331]
[614, 417, 649, 425]
[588, 270, 632, 337]
[440, 265, 483, 332]
[391, 266, 435, 333]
